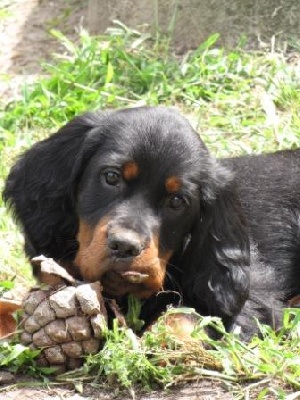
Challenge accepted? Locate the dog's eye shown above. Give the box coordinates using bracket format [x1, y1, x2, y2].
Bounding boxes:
[104, 170, 120, 186]
[168, 194, 186, 210]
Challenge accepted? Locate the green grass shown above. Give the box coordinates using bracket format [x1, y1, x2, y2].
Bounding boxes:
[0, 25, 300, 398]
[75, 308, 300, 394]
[1, 308, 299, 397]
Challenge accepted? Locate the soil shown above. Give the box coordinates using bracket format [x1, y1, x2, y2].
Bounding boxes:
[0, 370, 237, 400]
[0, 1, 297, 399]
[0, 0, 84, 100]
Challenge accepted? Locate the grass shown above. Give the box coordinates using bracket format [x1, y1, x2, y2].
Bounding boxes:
[1, 308, 299, 398]
[0, 24, 300, 398]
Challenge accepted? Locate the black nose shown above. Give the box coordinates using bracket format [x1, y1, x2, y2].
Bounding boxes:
[108, 230, 144, 258]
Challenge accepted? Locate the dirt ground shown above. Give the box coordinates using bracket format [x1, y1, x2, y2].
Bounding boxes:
[0, 0, 85, 100]
[0, 1, 297, 399]
[0, 370, 239, 400]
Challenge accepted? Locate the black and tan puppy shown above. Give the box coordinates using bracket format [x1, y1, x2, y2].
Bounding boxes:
[4, 107, 300, 339]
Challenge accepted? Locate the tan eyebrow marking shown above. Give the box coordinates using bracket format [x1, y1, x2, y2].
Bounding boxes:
[165, 176, 182, 193]
[123, 161, 139, 181]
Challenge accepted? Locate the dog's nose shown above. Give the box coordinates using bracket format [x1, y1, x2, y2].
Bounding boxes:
[108, 231, 144, 258]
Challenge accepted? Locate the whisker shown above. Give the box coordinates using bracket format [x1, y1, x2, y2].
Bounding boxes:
[165, 259, 183, 274]
[165, 270, 183, 296]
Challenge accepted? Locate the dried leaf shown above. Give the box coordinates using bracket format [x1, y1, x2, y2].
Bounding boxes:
[32, 255, 76, 284]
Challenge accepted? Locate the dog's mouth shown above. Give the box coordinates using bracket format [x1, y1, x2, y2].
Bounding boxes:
[76, 244, 169, 298]
[101, 268, 162, 299]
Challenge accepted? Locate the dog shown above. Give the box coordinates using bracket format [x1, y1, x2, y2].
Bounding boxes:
[3, 106, 300, 340]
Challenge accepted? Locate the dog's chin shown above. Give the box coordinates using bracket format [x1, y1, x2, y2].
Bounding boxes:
[101, 270, 162, 299]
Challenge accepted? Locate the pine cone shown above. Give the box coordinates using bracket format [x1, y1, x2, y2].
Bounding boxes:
[20, 281, 108, 373]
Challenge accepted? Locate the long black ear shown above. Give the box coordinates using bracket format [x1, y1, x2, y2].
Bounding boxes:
[3, 112, 101, 269]
[181, 160, 250, 330]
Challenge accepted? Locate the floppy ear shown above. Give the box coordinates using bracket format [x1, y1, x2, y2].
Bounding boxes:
[3, 113, 102, 276]
[181, 161, 250, 330]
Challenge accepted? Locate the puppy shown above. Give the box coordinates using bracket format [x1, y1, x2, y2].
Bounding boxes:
[4, 107, 299, 339]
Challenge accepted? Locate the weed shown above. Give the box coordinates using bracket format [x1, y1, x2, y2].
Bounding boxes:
[53, 308, 300, 396]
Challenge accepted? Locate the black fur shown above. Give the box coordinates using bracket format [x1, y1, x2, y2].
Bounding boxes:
[3, 107, 299, 339]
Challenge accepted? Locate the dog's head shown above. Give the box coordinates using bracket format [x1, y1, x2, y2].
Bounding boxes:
[4, 107, 249, 318]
